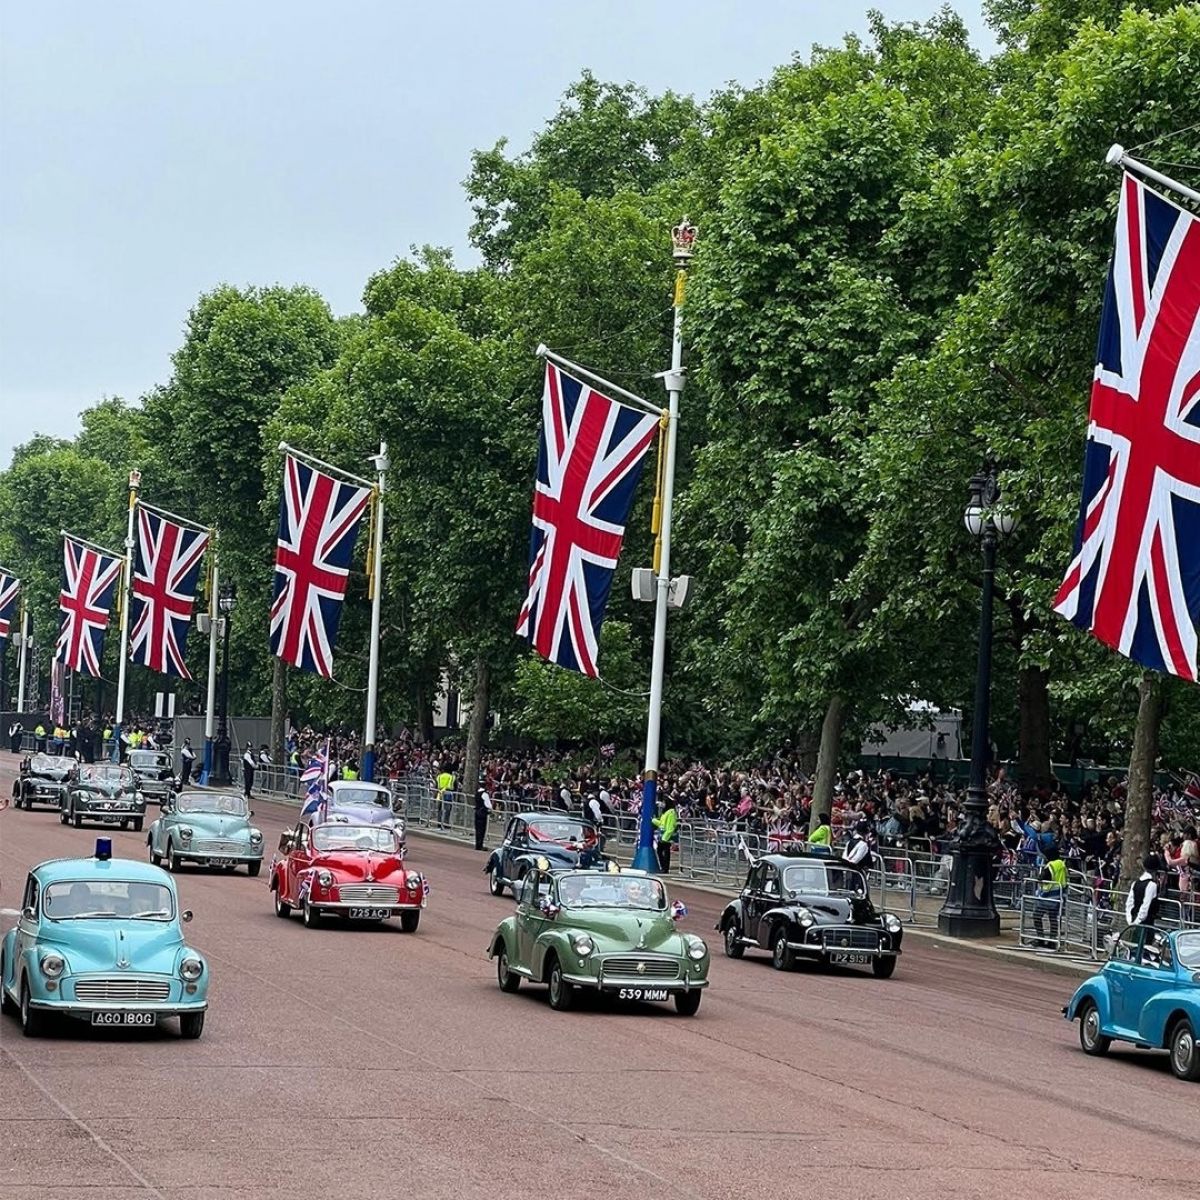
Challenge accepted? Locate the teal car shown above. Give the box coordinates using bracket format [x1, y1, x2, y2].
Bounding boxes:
[1, 839, 209, 1039]
[1064, 925, 1200, 1081]
[487, 865, 710, 1015]
[147, 791, 264, 875]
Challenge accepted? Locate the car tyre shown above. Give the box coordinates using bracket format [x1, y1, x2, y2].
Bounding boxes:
[72, 813, 82, 829]
[20, 979, 47, 1038]
[302, 899, 321, 928]
[1169, 1017, 1200, 1081]
[674, 990, 702, 1016]
[273, 887, 292, 919]
[546, 957, 574, 1011]
[179, 1011, 205, 1040]
[488, 866, 505, 897]
[496, 947, 521, 993]
[399, 910, 420, 933]
[59, 810, 68, 825]
[166, 844, 181, 873]
[149, 843, 162, 866]
[872, 956, 897, 979]
[120, 819, 129, 831]
[0, 957, 17, 1016]
[723, 923, 745, 959]
[133, 818, 143, 834]
[247, 860, 261, 877]
[771, 928, 793, 971]
[1078, 1000, 1111, 1057]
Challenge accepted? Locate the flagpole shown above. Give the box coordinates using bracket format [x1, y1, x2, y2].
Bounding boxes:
[362, 443, 389, 783]
[1107, 144, 1200, 207]
[201, 541, 219, 783]
[112, 469, 141, 761]
[16, 600, 28, 714]
[633, 219, 695, 874]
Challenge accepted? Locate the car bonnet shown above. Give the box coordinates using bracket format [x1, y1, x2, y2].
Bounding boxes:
[39, 919, 186, 972]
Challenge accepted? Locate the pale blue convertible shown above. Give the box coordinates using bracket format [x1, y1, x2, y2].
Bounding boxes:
[147, 791, 264, 875]
[1, 840, 209, 1039]
[1064, 925, 1200, 1081]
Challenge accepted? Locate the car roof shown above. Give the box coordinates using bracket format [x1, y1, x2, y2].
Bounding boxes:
[32, 856, 175, 886]
[329, 779, 388, 792]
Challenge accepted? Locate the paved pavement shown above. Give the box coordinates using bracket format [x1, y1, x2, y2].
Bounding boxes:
[1, 756, 1197, 1199]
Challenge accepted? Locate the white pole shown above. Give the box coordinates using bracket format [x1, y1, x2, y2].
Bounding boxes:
[362, 443, 388, 783]
[113, 470, 140, 759]
[1107, 144, 1200, 206]
[202, 548, 219, 782]
[16, 602, 28, 713]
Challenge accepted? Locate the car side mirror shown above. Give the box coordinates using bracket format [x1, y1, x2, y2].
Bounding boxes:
[181, 910, 193, 923]
[20, 905, 35, 921]
[249, 810, 255, 817]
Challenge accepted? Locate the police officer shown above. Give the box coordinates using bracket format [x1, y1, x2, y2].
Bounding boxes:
[8, 719, 23, 754]
[840, 819, 874, 883]
[1126, 854, 1162, 927]
[241, 742, 256, 799]
[474, 787, 491, 851]
[1033, 842, 1068, 948]
[179, 737, 196, 787]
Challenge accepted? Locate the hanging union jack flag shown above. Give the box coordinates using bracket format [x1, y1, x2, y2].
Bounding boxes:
[1054, 174, 1200, 679]
[129, 507, 210, 679]
[0, 571, 19, 644]
[56, 536, 122, 677]
[516, 361, 659, 676]
[271, 454, 372, 678]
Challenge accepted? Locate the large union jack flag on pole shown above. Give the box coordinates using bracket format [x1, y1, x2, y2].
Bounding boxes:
[516, 361, 659, 677]
[0, 571, 19, 644]
[271, 453, 372, 678]
[129, 506, 211, 679]
[1054, 174, 1200, 679]
[57, 535, 122, 677]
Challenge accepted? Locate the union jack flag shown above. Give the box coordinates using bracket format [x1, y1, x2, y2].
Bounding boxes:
[271, 455, 372, 678]
[129, 507, 210, 679]
[300, 742, 331, 816]
[516, 362, 658, 676]
[56, 536, 122, 677]
[0, 571, 19, 643]
[1054, 174, 1200, 679]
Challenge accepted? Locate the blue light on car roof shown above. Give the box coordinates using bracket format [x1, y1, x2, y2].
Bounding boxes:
[95, 838, 112, 861]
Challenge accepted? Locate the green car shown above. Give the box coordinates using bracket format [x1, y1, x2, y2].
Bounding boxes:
[487, 866, 710, 1015]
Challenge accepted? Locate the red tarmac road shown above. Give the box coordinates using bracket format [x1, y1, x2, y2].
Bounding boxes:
[1, 756, 1197, 1200]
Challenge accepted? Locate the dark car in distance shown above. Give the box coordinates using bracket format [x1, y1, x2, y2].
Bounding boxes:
[484, 811, 601, 897]
[717, 853, 903, 978]
[128, 749, 178, 805]
[12, 754, 75, 811]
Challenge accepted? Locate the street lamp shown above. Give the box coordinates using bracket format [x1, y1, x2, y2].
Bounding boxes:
[210, 581, 237, 788]
[938, 462, 1018, 938]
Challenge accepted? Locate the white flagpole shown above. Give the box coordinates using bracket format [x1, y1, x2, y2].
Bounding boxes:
[1107, 144, 1200, 206]
[202, 542, 219, 783]
[16, 600, 28, 713]
[112, 469, 141, 761]
[633, 219, 695, 874]
[362, 443, 389, 783]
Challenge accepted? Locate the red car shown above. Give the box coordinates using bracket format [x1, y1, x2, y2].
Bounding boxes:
[270, 821, 427, 931]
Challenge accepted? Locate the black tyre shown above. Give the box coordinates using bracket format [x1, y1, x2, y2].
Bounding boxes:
[273, 887, 292, 919]
[489, 866, 505, 897]
[1078, 1000, 1111, 1057]
[20, 980, 47, 1038]
[546, 957, 574, 1011]
[149, 843, 162, 866]
[179, 1011, 205, 1040]
[399, 910, 420, 933]
[723, 924, 745, 959]
[1169, 1017, 1200, 1081]
[247, 860, 261, 878]
[166, 844, 180, 873]
[59, 810, 68, 825]
[0, 956, 17, 1016]
[771, 928, 793, 971]
[302, 899, 321, 928]
[496, 947, 521, 993]
[872, 956, 897, 979]
[133, 818, 143, 834]
[72, 813, 82, 829]
[675, 990, 702, 1016]
[120, 819, 129, 831]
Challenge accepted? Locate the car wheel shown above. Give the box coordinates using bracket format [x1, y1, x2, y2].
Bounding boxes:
[149, 843, 162, 866]
[723, 923, 745, 959]
[273, 887, 292, 918]
[872, 956, 897, 979]
[120, 819, 129, 831]
[489, 866, 505, 897]
[0, 956, 17, 1016]
[1078, 1000, 1111, 1057]
[771, 928, 793, 971]
[20, 979, 47, 1038]
[302, 899, 321, 928]
[546, 957, 574, 1011]
[166, 844, 180, 873]
[72, 813, 82, 828]
[496, 947, 521, 993]
[247, 860, 261, 877]
[399, 910, 420, 933]
[133, 818, 143, 833]
[1169, 1017, 1200, 1081]
[59, 809, 68, 825]
[179, 1011, 205, 1040]
[674, 990, 702, 1016]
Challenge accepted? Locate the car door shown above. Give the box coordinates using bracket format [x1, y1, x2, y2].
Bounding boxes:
[286, 824, 312, 902]
[740, 865, 768, 945]
[13, 875, 40, 989]
[1124, 929, 1174, 1037]
[504, 819, 529, 881]
[513, 871, 544, 967]
[1106, 926, 1144, 1035]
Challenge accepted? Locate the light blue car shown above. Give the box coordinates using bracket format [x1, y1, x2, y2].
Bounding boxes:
[147, 791, 264, 875]
[1, 839, 209, 1039]
[1064, 924, 1200, 1081]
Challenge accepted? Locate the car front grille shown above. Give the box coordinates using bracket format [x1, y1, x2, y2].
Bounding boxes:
[337, 885, 400, 904]
[192, 840, 243, 854]
[821, 927, 880, 950]
[74, 978, 172, 1003]
[601, 956, 680, 980]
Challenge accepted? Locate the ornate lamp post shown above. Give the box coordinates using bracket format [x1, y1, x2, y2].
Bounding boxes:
[210, 581, 237, 788]
[938, 462, 1018, 938]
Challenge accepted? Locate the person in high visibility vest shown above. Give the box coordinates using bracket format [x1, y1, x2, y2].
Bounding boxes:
[342, 762, 358, 781]
[808, 813, 832, 847]
[436, 768, 455, 829]
[1033, 842, 1068, 948]
[652, 798, 678, 873]
[33, 723, 47, 752]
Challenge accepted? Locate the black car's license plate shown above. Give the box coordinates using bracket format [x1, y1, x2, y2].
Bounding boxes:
[91, 1011, 156, 1026]
[348, 907, 389, 919]
[829, 951, 873, 964]
[616, 987, 670, 1001]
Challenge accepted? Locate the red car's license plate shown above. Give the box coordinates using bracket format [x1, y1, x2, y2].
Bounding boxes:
[91, 1011, 156, 1026]
[348, 907, 389, 919]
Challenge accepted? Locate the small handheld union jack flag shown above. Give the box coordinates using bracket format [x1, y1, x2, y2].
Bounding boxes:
[56, 536, 122, 677]
[670, 900, 688, 920]
[300, 741, 331, 816]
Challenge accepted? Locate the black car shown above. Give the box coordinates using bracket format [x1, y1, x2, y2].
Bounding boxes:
[61, 763, 146, 832]
[484, 811, 601, 897]
[12, 754, 74, 811]
[716, 853, 903, 978]
[128, 749, 178, 805]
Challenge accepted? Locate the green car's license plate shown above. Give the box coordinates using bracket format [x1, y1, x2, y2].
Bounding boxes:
[91, 1011, 156, 1026]
[617, 987, 670, 1001]
[348, 907, 389, 919]
[829, 952, 872, 964]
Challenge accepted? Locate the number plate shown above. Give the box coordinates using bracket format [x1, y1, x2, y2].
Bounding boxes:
[829, 951, 873, 965]
[348, 907, 389, 920]
[616, 987, 670, 1002]
[208, 858, 234, 867]
[91, 1011, 156, 1026]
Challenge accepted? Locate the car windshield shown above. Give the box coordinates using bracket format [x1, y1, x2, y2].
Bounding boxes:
[330, 786, 390, 809]
[30, 754, 72, 773]
[1176, 932, 1200, 970]
[43, 879, 175, 921]
[783, 864, 867, 897]
[79, 765, 133, 786]
[527, 819, 588, 845]
[177, 793, 247, 817]
[312, 826, 399, 854]
[557, 874, 666, 910]
[130, 752, 170, 769]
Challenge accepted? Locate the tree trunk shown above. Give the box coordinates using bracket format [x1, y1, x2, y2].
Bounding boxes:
[795, 729, 819, 776]
[414, 684, 433, 744]
[809, 693, 846, 832]
[1120, 671, 1164, 888]
[461, 657, 490, 805]
[1017, 664, 1052, 792]
[269, 657, 287, 769]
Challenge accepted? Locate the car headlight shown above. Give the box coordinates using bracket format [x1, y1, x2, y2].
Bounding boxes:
[572, 934, 595, 957]
[685, 936, 707, 960]
[179, 957, 204, 981]
[798, 910, 815, 928]
[884, 913, 902, 934]
[406, 872, 423, 891]
[40, 953, 65, 978]
[316, 870, 333, 888]
[179, 827, 193, 841]
[249, 828, 263, 843]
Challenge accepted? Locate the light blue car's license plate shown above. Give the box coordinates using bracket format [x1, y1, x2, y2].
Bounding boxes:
[208, 858, 234, 867]
[617, 987, 670, 1001]
[92, 1011, 156, 1026]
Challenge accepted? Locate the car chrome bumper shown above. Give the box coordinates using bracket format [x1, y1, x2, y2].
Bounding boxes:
[177, 850, 262, 863]
[783, 941, 899, 958]
[313, 900, 424, 913]
[565, 973, 709, 991]
[77, 808, 145, 819]
[30, 998, 208, 1015]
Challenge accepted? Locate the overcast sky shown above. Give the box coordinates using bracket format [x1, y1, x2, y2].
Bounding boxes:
[0, 1, 995, 469]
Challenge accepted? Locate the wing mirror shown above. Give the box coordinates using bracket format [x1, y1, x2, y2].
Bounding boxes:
[249, 810, 255, 817]
[181, 910, 193, 923]
[20, 905, 35, 921]
[539, 900, 561, 919]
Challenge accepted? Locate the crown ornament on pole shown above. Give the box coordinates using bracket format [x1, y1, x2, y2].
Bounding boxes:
[671, 217, 697, 266]
[128, 469, 142, 490]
